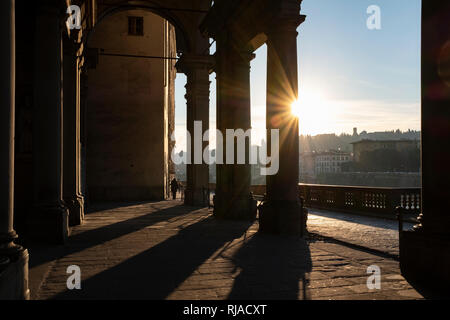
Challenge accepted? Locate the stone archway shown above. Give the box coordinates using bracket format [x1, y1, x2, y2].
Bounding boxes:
[83, 8, 178, 202]
[88, 1, 193, 53]
[80, 1, 213, 206]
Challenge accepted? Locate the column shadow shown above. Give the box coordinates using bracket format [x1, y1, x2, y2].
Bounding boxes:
[228, 234, 312, 300]
[51, 216, 253, 300]
[29, 203, 198, 268]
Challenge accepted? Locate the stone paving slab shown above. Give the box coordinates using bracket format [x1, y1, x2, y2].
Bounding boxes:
[307, 209, 415, 256]
[30, 201, 423, 300]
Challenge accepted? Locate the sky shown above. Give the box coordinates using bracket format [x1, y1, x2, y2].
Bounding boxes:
[174, 0, 422, 152]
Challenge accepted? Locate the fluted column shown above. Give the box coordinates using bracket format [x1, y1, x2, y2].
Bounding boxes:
[259, 8, 306, 235]
[214, 39, 257, 220]
[30, 3, 69, 243]
[63, 38, 84, 226]
[177, 54, 212, 206]
[0, 0, 30, 300]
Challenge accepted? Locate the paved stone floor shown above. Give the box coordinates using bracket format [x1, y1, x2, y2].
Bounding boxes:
[29, 201, 423, 300]
[308, 209, 415, 257]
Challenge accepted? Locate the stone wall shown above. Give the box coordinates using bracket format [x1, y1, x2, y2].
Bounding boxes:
[86, 10, 176, 201]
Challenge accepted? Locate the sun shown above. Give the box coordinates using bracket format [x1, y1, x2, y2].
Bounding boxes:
[291, 99, 302, 118]
[290, 90, 333, 135]
[291, 90, 326, 119]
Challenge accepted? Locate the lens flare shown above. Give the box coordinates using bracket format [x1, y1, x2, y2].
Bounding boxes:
[291, 90, 335, 135]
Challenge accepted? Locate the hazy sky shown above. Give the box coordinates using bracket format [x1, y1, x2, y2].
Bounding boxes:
[174, 0, 421, 151]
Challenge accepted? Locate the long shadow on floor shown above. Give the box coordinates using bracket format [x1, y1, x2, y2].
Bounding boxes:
[228, 234, 312, 300]
[29, 203, 198, 269]
[84, 202, 151, 214]
[51, 216, 253, 299]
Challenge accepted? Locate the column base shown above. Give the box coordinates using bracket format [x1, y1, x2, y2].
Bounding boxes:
[0, 247, 30, 300]
[400, 230, 450, 295]
[184, 188, 209, 207]
[259, 199, 306, 236]
[65, 195, 85, 227]
[27, 204, 70, 244]
[213, 193, 257, 221]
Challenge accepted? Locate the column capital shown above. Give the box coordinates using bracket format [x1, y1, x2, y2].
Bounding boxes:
[176, 53, 215, 74]
[181, 55, 212, 97]
[264, 0, 306, 34]
[230, 50, 256, 68]
[216, 40, 256, 71]
[268, 14, 306, 35]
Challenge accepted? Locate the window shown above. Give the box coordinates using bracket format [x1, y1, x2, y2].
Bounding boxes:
[128, 17, 144, 36]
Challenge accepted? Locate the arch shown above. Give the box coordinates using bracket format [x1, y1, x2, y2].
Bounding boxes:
[84, 7, 179, 202]
[87, 0, 191, 52]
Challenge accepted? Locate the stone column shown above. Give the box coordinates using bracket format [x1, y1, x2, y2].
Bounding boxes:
[30, 4, 69, 243]
[176, 54, 212, 206]
[80, 70, 88, 206]
[416, 3, 450, 235]
[399, 1, 450, 290]
[214, 39, 257, 220]
[63, 38, 84, 226]
[0, 0, 30, 300]
[259, 10, 306, 235]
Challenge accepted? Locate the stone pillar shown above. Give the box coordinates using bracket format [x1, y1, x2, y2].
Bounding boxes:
[214, 39, 257, 220]
[80, 70, 88, 206]
[399, 1, 450, 290]
[416, 4, 450, 235]
[259, 9, 306, 235]
[176, 54, 212, 206]
[30, 4, 69, 243]
[63, 38, 84, 226]
[0, 0, 30, 300]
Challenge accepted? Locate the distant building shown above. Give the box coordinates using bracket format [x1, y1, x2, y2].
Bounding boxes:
[299, 152, 316, 176]
[351, 139, 420, 162]
[300, 150, 352, 177]
[315, 151, 352, 174]
[251, 145, 267, 185]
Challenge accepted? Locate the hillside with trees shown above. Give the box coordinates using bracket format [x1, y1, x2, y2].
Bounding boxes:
[299, 129, 420, 153]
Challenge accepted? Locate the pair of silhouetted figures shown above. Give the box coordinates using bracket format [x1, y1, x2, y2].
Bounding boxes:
[170, 178, 179, 200]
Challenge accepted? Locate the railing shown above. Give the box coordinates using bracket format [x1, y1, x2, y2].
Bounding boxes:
[177, 183, 213, 207]
[298, 184, 421, 217]
[202, 186, 213, 208]
[197, 183, 421, 218]
[178, 182, 186, 201]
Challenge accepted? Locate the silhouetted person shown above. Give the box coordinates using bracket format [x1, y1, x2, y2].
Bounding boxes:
[170, 178, 179, 200]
